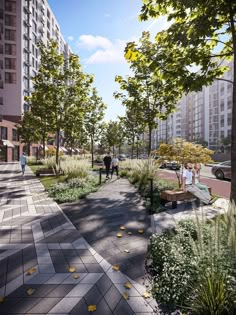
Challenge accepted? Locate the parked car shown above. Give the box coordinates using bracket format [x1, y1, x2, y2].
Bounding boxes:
[211, 160, 231, 180]
[160, 160, 180, 170]
[139, 154, 149, 159]
[118, 154, 126, 161]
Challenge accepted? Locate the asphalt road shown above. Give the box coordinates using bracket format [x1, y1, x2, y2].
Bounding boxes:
[158, 165, 231, 199]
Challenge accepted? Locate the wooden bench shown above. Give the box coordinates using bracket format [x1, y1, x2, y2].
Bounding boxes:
[160, 187, 212, 209]
[36, 168, 64, 176]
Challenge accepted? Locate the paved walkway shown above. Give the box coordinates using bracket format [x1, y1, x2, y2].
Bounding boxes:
[61, 178, 152, 285]
[0, 163, 158, 315]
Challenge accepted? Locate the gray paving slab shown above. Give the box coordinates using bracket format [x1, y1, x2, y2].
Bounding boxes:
[0, 163, 157, 315]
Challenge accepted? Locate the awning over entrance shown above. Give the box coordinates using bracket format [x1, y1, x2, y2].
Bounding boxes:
[1, 139, 14, 148]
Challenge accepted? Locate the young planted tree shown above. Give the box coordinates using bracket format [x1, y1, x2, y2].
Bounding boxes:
[157, 138, 214, 187]
[119, 107, 145, 158]
[139, 0, 236, 200]
[84, 88, 107, 168]
[116, 32, 181, 155]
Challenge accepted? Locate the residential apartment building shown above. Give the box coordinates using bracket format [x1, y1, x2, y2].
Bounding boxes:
[154, 60, 233, 152]
[0, 0, 71, 161]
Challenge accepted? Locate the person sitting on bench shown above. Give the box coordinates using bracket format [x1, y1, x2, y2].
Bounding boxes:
[182, 163, 213, 205]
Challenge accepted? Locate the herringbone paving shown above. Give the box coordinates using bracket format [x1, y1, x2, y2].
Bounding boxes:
[0, 163, 158, 314]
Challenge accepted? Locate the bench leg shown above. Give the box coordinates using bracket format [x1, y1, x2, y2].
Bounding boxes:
[160, 199, 166, 206]
[172, 201, 177, 209]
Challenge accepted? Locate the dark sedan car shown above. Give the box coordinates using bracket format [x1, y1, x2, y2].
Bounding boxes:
[211, 160, 231, 180]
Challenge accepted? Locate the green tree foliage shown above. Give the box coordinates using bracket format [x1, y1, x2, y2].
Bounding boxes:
[20, 41, 93, 165]
[157, 138, 214, 187]
[115, 31, 181, 155]
[138, 0, 236, 200]
[84, 88, 107, 167]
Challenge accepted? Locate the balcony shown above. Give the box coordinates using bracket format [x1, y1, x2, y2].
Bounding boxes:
[24, 5, 31, 14]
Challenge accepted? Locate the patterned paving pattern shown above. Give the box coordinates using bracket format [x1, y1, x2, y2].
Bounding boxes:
[0, 163, 158, 314]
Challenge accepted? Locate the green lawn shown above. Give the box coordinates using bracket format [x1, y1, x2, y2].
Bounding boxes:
[29, 165, 67, 190]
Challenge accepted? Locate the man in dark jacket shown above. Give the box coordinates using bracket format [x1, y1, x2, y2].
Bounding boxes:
[103, 152, 112, 179]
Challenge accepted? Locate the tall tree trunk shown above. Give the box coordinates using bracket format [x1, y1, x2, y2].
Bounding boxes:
[148, 125, 152, 155]
[56, 128, 60, 167]
[131, 137, 134, 159]
[229, 5, 236, 202]
[137, 142, 139, 159]
[91, 136, 94, 168]
[42, 133, 46, 159]
[113, 145, 115, 155]
[119, 145, 121, 155]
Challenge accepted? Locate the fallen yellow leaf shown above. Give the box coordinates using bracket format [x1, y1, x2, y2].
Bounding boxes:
[26, 267, 36, 275]
[68, 266, 76, 273]
[0, 296, 5, 304]
[88, 305, 97, 312]
[112, 264, 120, 271]
[124, 282, 132, 289]
[120, 226, 126, 230]
[128, 231, 132, 235]
[27, 288, 35, 296]
[122, 291, 129, 300]
[117, 233, 123, 238]
[73, 274, 80, 279]
[138, 229, 144, 234]
[143, 291, 151, 298]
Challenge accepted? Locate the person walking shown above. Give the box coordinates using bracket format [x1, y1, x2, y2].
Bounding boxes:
[20, 152, 27, 176]
[182, 162, 213, 205]
[103, 152, 112, 179]
[111, 154, 119, 178]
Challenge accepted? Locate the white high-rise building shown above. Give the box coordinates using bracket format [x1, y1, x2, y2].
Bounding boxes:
[155, 60, 233, 151]
[0, 0, 71, 122]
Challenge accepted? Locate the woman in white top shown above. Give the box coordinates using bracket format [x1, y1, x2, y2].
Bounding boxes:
[193, 163, 210, 194]
[111, 154, 119, 178]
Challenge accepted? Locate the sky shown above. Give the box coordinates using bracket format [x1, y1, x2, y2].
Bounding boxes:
[47, 0, 168, 121]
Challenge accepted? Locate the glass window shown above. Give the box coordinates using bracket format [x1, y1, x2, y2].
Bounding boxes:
[0, 127, 7, 140]
[5, 29, 16, 41]
[5, 58, 16, 69]
[5, 1, 16, 13]
[5, 72, 16, 84]
[12, 129, 19, 141]
[5, 14, 16, 27]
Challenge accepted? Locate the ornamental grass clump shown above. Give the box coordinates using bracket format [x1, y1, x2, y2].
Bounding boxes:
[148, 205, 236, 313]
[41, 156, 56, 169]
[60, 157, 90, 178]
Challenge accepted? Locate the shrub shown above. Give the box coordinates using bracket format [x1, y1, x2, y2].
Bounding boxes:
[148, 209, 236, 313]
[48, 175, 98, 203]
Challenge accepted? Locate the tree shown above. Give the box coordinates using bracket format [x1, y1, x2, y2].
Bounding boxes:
[157, 138, 214, 187]
[115, 31, 181, 154]
[138, 0, 236, 200]
[23, 41, 93, 166]
[84, 88, 107, 168]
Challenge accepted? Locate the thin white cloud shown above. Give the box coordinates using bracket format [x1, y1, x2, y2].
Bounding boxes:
[86, 39, 127, 64]
[77, 35, 113, 51]
[68, 35, 74, 41]
[104, 13, 111, 17]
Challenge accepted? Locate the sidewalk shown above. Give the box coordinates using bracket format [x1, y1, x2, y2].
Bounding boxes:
[0, 163, 158, 315]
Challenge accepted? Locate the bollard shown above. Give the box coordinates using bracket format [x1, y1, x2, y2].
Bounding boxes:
[99, 168, 102, 184]
[149, 177, 154, 207]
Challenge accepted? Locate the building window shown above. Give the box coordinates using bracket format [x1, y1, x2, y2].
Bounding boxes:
[220, 115, 224, 127]
[23, 77, 29, 89]
[12, 129, 19, 141]
[0, 9, 3, 19]
[5, 72, 16, 84]
[5, 57, 16, 70]
[220, 100, 224, 111]
[5, 1, 16, 13]
[0, 45, 3, 54]
[0, 97, 3, 105]
[5, 14, 16, 27]
[32, 21, 37, 33]
[5, 29, 16, 41]
[227, 97, 232, 109]
[0, 127, 7, 140]
[5, 43, 16, 55]
[227, 114, 232, 126]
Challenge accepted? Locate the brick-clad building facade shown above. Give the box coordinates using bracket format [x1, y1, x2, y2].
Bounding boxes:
[0, 118, 40, 162]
